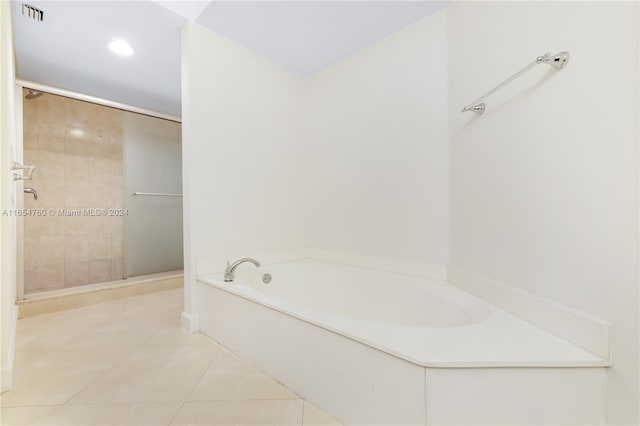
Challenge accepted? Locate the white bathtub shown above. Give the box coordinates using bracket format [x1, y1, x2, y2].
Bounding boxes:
[197, 257, 608, 425]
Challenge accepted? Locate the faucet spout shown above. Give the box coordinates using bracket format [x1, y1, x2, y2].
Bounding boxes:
[24, 187, 38, 200]
[224, 258, 260, 282]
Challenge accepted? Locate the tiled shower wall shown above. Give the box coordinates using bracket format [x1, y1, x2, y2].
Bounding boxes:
[23, 91, 124, 292]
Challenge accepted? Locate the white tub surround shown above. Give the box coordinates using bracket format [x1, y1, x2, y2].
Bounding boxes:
[197, 254, 609, 425]
[447, 2, 638, 423]
[448, 266, 611, 361]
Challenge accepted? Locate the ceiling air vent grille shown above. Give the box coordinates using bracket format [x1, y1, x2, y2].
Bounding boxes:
[22, 4, 44, 22]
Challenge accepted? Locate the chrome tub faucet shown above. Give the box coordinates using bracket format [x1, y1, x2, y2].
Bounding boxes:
[224, 258, 260, 282]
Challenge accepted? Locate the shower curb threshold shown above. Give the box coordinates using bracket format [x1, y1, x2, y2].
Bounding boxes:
[17, 271, 183, 318]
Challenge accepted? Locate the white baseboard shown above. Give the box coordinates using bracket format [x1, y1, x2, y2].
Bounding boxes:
[1, 305, 19, 393]
[447, 265, 611, 361]
[181, 311, 200, 333]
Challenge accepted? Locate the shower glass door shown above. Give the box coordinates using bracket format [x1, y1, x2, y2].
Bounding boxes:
[123, 112, 183, 277]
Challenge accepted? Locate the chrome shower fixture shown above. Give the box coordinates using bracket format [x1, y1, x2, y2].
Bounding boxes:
[462, 51, 570, 115]
[541, 51, 570, 69]
[25, 89, 44, 99]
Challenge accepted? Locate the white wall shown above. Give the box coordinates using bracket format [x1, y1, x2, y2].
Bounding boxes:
[448, 2, 639, 424]
[304, 10, 449, 264]
[181, 23, 305, 325]
[183, 4, 638, 422]
[0, 0, 18, 392]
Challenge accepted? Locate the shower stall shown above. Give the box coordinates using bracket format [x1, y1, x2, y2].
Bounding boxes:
[18, 85, 182, 297]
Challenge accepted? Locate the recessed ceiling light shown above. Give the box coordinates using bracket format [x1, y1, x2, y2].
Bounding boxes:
[107, 40, 134, 56]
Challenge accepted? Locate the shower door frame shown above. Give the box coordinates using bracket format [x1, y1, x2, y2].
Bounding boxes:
[14, 79, 181, 301]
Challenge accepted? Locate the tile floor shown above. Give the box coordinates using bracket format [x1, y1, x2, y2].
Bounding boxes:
[0, 288, 341, 426]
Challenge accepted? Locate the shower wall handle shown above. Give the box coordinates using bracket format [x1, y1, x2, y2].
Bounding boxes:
[11, 161, 36, 181]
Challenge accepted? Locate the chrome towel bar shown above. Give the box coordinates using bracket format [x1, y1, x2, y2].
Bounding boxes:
[461, 51, 570, 115]
[132, 192, 183, 197]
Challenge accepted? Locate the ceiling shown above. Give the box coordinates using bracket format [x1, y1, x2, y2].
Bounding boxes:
[12, 1, 446, 117]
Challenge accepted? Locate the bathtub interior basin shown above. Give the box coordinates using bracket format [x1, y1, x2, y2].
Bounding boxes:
[229, 259, 489, 327]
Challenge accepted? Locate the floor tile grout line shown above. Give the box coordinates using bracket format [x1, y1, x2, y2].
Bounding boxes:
[166, 400, 185, 426]
[0, 402, 67, 409]
[40, 320, 173, 407]
[6, 334, 151, 408]
[40, 347, 136, 407]
[183, 343, 223, 402]
[207, 341, 302, 399]
[181, 397, 304, 403]
[6, 292, 189, 409]
[6, 290, 336, 424]
[61, 338, 190, 406]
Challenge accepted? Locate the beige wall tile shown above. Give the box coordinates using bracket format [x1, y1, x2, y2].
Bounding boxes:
[65, 134, 90, 156]
[111, 234, 123, 258]
[24, 268, 39, 292]
[30, 236, 65, 267]
[38, 148, 65, 181]
[65, 261, 90, 287]
[23, 95, 125, 294]
[23, 148, 38, 165]
[37, 121, 66, 139]
[88, 234, 111, 260]
[23, 96, 41, 122]
[23, 190, 40, 210]
[23, 198, 35, 211]
[64, 234, 111, 263]
[37, 263, 65, 290]
[24, 238, 38, 268]
[65, 126, 93, 144]
[111, 257, 124, 280]
[89, 140, 111, 157]
[39, 135, 65, 153]
[63, 215, 91, 237]
[94, 106, 114, 127]
[27, 181, 64, 209]
[93, 216, 112, 234]
[85, 181, 113, 207]
[89, 155, 112, 184]
[109, 147, 124, 184]
[64, 180, 90, 208]
[89, 259, 112, 284]
[64, 215, 109, 237]
[65, 236, 92, 263]
[66, 99, 94, 127]
[39, 97, 69, 125]
[110, 143, 123, 162]
[92, 128, 111, 144]
[64, 154, 90, 184]
[23, 132, 38, 150]
[107, 127, 123, 145]
[111, 185, 124, 208]
[105, 106, 123, 127]
[110, 216, 124, 235]
[24, 215, 64, 238]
